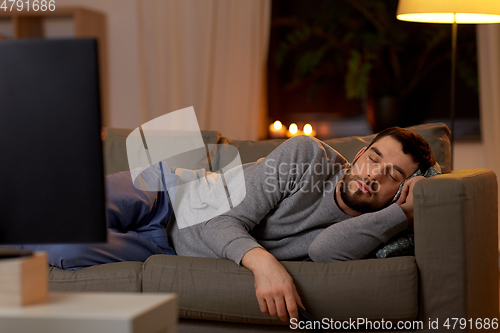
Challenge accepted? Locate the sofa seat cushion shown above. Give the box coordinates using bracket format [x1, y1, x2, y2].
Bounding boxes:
[142, 255, 418, 325]
[49, 261, 143, 292]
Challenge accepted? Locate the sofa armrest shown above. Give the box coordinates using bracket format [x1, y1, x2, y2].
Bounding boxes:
[413, 169, 498, 331]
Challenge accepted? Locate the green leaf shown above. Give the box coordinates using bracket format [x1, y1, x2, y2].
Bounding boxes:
[275, 26, 313, 68]
[345, 50, 372, 99]
[296, 49, 326, 77]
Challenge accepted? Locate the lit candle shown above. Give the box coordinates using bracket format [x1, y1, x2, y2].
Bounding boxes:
[303, 123, 316, 137]
[286, 123, 302, 138]
[268, 120, 286, 138]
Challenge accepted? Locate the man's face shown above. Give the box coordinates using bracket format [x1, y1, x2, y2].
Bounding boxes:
[339, 136, 419, 213]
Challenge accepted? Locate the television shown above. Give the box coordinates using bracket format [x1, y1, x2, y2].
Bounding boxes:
[0, 39, 107, 251]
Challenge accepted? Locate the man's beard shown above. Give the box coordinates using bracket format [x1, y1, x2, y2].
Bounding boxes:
[339, 173, 387, 214]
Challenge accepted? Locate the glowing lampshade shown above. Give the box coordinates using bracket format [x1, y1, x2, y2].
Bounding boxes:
[397, 0, 500, 24]
[396, 0, 500, 169]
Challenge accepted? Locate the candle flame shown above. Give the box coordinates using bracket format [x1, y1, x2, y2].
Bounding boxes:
[289, 123, 298, 134]
[273, 120, 282, 130]
[304, 124, 313, 135]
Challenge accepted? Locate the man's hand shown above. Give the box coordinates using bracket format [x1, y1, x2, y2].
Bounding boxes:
[396, 176, 425, 225]
[241, 247, 304, 323]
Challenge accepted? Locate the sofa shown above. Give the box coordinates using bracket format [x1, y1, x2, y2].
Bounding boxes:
[48, 123, 499, 332]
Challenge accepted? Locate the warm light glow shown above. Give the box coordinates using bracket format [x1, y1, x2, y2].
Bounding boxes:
[303, 124, 313, 135]
[273, 120, 282, 130]
[397, 13, 500, 23]
[397, 0, 500, 24]
[269, 120, 286, 138]
[289, 123, 298, 134]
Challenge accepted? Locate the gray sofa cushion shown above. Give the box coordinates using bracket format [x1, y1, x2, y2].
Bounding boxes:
[48, 261, 143, 292]
[103, 123, 450, 175]
[142, 255, 418, 325]
[222, 123, 451, 173]
[102, 128, 221, 175]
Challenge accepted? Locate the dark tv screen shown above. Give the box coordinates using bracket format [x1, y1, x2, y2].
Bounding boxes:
[0, 39, 107, 244]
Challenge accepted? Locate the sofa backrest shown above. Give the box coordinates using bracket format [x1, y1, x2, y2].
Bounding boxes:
[102, 122, 451, 175]
[102, 128, 221, 175]
[222, 123, 451, 173]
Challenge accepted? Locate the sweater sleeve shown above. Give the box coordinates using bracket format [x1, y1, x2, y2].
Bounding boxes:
[199, 135, 344, 264]
[308, 203, 409, 262]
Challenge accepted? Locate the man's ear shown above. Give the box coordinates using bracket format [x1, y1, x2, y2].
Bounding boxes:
[352, 147, 367, 164]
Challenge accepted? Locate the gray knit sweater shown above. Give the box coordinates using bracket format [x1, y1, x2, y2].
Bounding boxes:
[169, 135, 408, 264]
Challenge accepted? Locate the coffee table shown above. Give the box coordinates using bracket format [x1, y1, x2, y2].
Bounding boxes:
[0, 292, 177, 333]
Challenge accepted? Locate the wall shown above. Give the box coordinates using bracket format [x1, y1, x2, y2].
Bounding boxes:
[477, 25, 500, 253]
[55, 0, 142, 129]
[24, 1, 493, 171]
[453, 141, 486, 170]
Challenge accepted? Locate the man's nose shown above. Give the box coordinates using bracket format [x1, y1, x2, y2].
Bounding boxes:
[366, 166, 381, 185]
[367, 167, 380, 181]
[363, 175, 379, 193]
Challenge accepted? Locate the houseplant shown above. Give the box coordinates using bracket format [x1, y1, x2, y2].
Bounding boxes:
[274, 0, 452, 132]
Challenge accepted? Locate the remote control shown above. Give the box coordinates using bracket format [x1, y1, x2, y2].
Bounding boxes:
[298, 307, 324, 333]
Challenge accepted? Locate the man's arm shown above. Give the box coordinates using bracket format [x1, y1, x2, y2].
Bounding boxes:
[308, 203, 408, 262]
[199, 136, 346, 263]
[241, 247, 304, 323]
[199, 136, 343, 322]
[308, 177, 424, 262]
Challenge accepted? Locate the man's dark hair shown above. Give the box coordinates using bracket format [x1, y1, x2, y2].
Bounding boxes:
[366, 127, 437, 173]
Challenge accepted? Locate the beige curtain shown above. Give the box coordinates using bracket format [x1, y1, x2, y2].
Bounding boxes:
[137, 0, 271, 140]
[477, 24, 500, 252]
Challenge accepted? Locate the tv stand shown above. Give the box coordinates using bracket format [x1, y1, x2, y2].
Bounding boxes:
[0, 251, 48, 306]
[0, 247, 33, 259]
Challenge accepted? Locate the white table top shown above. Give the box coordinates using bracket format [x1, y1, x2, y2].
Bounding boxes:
[0, 292, 177, 320]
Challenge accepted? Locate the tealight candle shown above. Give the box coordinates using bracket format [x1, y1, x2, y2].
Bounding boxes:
[303, 123, 316, 137]
[286, 123, 302, 138]
[268, 120, 286, 138]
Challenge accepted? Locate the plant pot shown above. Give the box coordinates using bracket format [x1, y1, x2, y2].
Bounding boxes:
[365, 95, 401, 133]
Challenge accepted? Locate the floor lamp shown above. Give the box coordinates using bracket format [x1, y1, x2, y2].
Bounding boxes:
[396, 0, 500, 169]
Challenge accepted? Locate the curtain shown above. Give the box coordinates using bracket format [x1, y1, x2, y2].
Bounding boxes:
[137, 0, 271, 140]
[477, 24, 500, 252]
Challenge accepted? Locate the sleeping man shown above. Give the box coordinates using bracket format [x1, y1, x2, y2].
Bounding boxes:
[23, 126, 436, 323]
